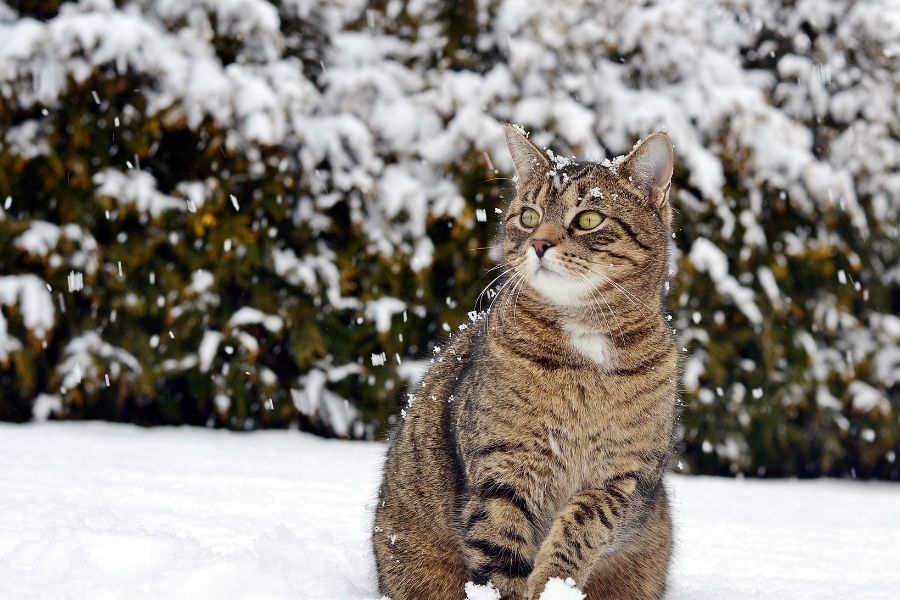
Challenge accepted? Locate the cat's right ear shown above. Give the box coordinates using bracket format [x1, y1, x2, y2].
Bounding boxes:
[503, 124, 549, 186]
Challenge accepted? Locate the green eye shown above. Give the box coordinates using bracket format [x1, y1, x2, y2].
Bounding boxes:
[575, 211, 603, 230]
[520, 207, 540, 228]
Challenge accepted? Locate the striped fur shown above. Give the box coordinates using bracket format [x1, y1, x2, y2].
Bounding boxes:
[373, 127, 679, 599]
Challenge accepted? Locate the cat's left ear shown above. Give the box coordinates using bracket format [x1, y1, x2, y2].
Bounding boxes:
[619, 132, 674, 222]
[503, 123, 550, 186]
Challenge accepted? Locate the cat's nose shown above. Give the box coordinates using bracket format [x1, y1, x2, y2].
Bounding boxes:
[531, 238, 555, 258]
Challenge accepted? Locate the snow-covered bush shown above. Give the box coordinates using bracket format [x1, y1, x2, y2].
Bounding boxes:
[0, 0, 897, 478]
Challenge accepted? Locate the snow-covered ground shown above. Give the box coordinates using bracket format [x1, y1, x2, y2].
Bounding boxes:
[1, 423, 898, 600]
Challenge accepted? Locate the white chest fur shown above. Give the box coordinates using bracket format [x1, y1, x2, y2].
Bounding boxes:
[564, 325, 614, 368]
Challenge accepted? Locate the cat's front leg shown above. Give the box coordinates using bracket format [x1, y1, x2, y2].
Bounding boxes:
[461, 476, 541, 598]
[523, 474, 642, 599]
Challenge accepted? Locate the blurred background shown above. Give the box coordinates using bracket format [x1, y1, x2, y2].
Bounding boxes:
[0, 0, 897, 480]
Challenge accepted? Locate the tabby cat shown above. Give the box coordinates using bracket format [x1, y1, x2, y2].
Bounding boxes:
[373, 125, 679, 600]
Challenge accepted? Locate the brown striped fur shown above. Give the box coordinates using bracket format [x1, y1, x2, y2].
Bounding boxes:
[373, 126, 679, 599]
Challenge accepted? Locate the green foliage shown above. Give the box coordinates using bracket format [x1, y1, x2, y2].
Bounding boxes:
[0, 0, 897, 480]
[0, 2, 499, 438]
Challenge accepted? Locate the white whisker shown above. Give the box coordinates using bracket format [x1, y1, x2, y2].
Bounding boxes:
[474, 265, 517, 311]
[573, 270, 626, 348]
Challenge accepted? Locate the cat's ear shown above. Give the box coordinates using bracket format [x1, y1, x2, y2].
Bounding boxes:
[619, 132, 674, 216]
[503, 124, 549, 186]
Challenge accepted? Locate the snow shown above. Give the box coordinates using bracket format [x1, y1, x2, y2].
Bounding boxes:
[188, 269, 215, 294]
[67, 270, 84, 292]
[197, 330, 223, 373]
[756, 266, 782, 308]
[14, 220, 63, 255]
[0, 308, 22, 361]
[465, 581, 500, 600]
[848, 380, 891, 415]
[0, 274, 55, 338]
[14, 220, 100, 274]
[56, 332, 142, 391]
[365, 297, 407, 334]
[465, 575, 586, 600]
[30, 393, 62, 421]
[294, 368, 361, 437]
[873, 345, 900, 387]
[1, 423, 898, 600]
[272, 244, 359, 311]
[227, 307, 284, 333]
[538, 578, 585, 600]
[688, 239, 763, 325]
[93, 169, 185, 218]
[4, 118, 50, 159]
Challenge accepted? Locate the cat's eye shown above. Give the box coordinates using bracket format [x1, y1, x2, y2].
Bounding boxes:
[575, 211, 603, 230]
[520, 207, 540, 228]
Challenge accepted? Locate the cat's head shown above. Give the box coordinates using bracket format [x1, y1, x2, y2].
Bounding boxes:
[502, 124, 674, 308]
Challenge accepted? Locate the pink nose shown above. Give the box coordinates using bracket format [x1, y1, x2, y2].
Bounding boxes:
[531, 239, 555, 258]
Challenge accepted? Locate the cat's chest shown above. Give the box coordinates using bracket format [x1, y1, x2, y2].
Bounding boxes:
[530, 420, 620, 523]
[563, 324, 614, 369]
[523, 374, 621, 474]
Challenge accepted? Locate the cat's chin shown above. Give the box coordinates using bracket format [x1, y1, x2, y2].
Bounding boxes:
[529, 264, 593, 307]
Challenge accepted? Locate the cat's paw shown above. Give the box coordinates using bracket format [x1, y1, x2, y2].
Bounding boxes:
[523, 570, 551, 600]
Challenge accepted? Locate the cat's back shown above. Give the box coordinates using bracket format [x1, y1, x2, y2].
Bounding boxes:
[373, 326, 483, 598]
[378, 323, 484, 508]
[387, 321, 484, 449]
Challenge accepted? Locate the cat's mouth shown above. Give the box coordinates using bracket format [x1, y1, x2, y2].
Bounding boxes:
[530, 250, 567, 276]
[534, 262, 560, 276]
[526, 253, 595, 306]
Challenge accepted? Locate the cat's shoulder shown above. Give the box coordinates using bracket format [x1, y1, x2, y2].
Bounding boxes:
[423, 322, 486, 382]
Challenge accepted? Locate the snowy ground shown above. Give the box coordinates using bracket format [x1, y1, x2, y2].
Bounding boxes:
[1, 423, 898, 600]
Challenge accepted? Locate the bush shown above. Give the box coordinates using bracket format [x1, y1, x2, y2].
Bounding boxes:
[0, 0, 897, 478]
